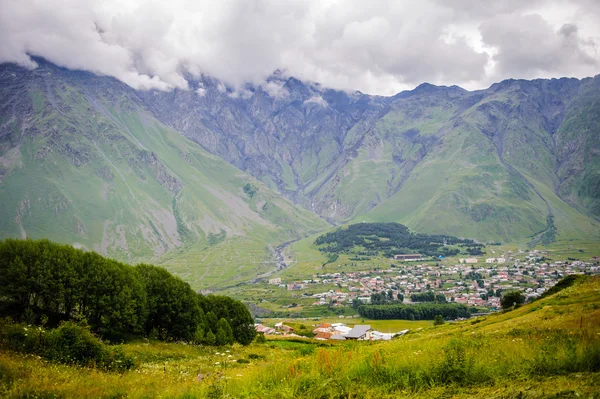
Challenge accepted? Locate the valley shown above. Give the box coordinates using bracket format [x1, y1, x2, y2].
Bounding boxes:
[2, 3, 600, 398]
[1, 60, 599, 291]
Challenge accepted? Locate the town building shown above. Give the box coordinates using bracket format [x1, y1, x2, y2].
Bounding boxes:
[394, 254, 422, 261]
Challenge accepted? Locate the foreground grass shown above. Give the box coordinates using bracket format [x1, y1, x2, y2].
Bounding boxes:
[2, 277, 600, 398]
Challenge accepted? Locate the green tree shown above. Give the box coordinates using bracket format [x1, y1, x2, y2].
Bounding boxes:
[136, 264, 200, 341]
[433, 315, 445, 325]
[215, 318, 234, 346]
[501, 291, 525, 310]
[205, 330, 216, 345]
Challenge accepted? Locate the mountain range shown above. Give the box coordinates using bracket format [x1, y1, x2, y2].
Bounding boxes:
[1, 59, 599, 286]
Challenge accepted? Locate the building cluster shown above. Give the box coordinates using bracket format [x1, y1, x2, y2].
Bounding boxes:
[268, 249, 600, 309]
[253, 322, 408, 341]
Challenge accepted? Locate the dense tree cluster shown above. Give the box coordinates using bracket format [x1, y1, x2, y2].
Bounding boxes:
[410, 291, 446, 303]
[357, 303, 470, 320]
[314, 223, 482, 258]
[0, 239, 255, 345]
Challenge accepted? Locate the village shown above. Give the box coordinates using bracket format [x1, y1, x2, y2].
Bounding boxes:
[265, 249, 600, 311]
[252, 249, 599, 341]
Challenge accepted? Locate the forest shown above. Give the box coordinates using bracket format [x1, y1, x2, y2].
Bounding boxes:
[0, 239, 256, 346]
[314, 223, 484, 258]
[357, 302, 471, 320]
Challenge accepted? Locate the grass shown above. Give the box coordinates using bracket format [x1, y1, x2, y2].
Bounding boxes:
[1, 276, 599, 398]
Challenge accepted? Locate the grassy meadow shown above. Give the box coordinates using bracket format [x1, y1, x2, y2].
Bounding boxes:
[2, 276, 599, 398]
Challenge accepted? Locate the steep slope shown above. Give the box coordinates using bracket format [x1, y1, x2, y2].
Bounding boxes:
[362, 79, 600, 242]
[137, 75, 391, 220]
[135, 73, 600, 243]
[0, 62, 328, 288]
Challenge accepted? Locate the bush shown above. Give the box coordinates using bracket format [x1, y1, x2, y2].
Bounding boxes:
[0, 320, 134, 371]
[501, 291, 525, 310]
[255, 332, 266, 344]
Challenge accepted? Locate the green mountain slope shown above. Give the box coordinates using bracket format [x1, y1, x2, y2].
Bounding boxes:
[136, 74, 600, 244]
[352, 81, 600, 242]
[0, 63, 328, 289]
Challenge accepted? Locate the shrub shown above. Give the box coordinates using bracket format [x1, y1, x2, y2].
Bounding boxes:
[44, 321, 105, 366]
[255, 332, 266, 344]
[0, 320, 134, 372]
[501, 291, 525, 310]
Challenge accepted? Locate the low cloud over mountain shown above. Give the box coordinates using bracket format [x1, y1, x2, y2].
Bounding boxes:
[1, 0, 599, 95]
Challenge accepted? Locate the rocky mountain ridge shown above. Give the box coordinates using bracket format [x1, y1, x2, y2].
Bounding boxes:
[135, 67, 600, 242]
[1, 59, 599, 267]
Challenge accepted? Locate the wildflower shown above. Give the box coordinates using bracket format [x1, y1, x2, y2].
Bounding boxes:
[215, 362, 220, 365]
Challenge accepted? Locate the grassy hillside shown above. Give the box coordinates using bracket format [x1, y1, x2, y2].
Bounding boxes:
[359, 84, 600, 243]
[0, 63, 328, 289]
[1, 276, 599, 398]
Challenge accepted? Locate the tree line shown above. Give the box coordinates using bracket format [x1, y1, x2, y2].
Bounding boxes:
[0, 239, 256, 345]
[357, 303, 471, 320]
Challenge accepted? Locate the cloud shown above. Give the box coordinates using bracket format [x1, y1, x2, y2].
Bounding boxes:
[480, 14, 598, 80]
[195, 84, 206, 96]
[0, 0, 599, 95]
[303, 95, 328, 107]
[261, 80, 289, 99]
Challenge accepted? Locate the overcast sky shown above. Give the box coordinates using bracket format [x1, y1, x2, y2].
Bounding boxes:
[1, 0, 599, 95]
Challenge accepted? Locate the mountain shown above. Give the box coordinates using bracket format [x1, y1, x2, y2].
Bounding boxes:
[1, 60, 599, 286]
[137, 71, 600, 243]
[0, 61, 328, 289]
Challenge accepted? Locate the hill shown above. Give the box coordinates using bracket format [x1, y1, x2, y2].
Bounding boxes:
[1, 275, 598, 398]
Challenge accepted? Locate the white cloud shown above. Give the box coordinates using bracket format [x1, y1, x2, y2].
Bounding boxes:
[303, 95, 327, 107]
[0, 0, 598, 95]
[261, 80, 289, 99]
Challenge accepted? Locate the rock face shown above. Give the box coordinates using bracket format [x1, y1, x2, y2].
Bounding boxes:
[0, 59, 599, 251]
